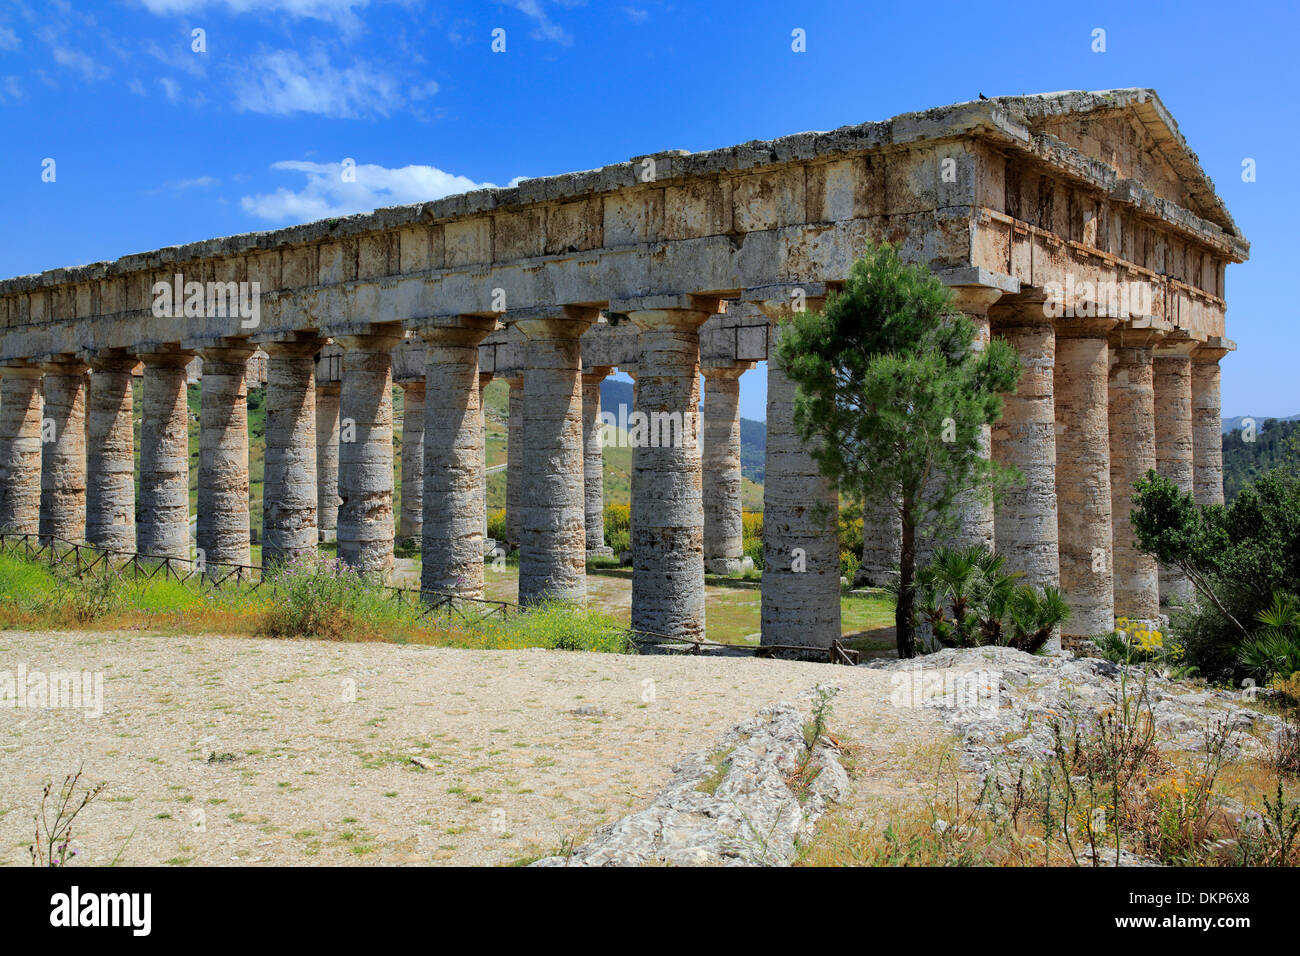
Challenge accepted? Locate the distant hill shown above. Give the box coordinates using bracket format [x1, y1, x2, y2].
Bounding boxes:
[1222, 417, 1300, 501]
[1223, 413, 1300, 434]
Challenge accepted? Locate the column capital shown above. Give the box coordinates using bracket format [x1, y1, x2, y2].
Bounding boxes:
[478, 370, 494, 388]
[192, 338, 256, 363]
[256, 332, 327, 358]
[1192, 337, 1235, 364]
[79, 348, 136, 372]
[37, 355, 88, 375]
[417, 315, 498, 348]
[0, 362, 44, 378]
[612, 295, 722, 331]
[701, 360, 754, 380]
[948, 284, 1005, 317]
[397, 378, 426, 393]
[512, 305, 599, 340]
[990, 291, 1055, 330]
[134, 348, 195, 369]
[1054, 316, 1119, 339]
[581, 365, 614, 384]
[742, 284, 826, 321]
[334, 322, 404, 353]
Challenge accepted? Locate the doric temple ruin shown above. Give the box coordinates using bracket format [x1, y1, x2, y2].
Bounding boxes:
[0, 89, 1247, 647]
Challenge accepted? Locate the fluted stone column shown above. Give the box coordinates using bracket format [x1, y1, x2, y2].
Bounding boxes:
[990, 311, 1060, 592]
[136, 352, 192, 560]
[39, 359, 87, 544]
[1192, 346, 1229, 506]
[420, 318, 495, 598]
[1153, 346, 1195, 603]
[397, 381, 425, 544]
[859, 495, 900, 587]
[336, 327, 402, 577]
[702, 363, 750, 574]
[516, 309, 596, 606]
[755, 289, 841, 650]
[617, 296, 715, 639]
[197, 344, 254, 573]
[85, 354, 136, 552]
[261, 340, 321, 568]
[504, 376, 523, 550]
[1108, 333, 1160, 620]
[1054, 318, 1117, 639]
[582, 367, 614, 558]
[316, 381, 341, 543]
[0, 366, 45, 535]
[950, 286, 1001, 552]
[479, 371, 492, 544]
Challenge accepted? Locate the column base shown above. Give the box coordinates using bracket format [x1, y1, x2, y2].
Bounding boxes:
[586, 546, 615, 560]
[705, 557, 742, 576]
[318, 529, 337, 543]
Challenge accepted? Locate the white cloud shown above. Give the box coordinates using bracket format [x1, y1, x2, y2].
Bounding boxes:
[233, 48, 411, 117]
[51, 46, 108, 80]
[505, 0, 572, 45]
[623, 6, 648, 23]
[138, 0, 374, 27]
[240, 159, 525, 223]
[0, 25, 19, 51]
[0, 75, 21, 103]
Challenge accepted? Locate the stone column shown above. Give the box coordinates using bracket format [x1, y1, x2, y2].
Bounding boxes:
[754, 288, 841, 650]
[1054, 318, 1117, 639]
[397, 381, 425, 545]
[516, 308, 596, 606]
[261, 339, 321, 568]
[0, 366, 45, 535]
[504, 376, 523, 550]
[85, 353, 136, 552]
[1108, 332, 1160, 621]
[990, 309, 1060, 592]
[1153, 345, 1195, 603]
[197, 344, 254, 573]
[316, 381, 341, 543]
[136, 352, 192, 560]
[616, 296, 716, 640]
[420, 318, 495, 598]
[947, 286, 1002, 552]
[39, 359, 88, 544]
[582, 366, 614, 558]
[702, 363, 750, 574]
[479, 371, 493, 544]
[1192, 345, 1230, 506]
[336, 327, 403, 577]
[858, 496, 900, 587]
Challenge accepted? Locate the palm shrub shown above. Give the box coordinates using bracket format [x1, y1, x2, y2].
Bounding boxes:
[1239, 592, 1300, 683]
[915, 545, 1070, 653]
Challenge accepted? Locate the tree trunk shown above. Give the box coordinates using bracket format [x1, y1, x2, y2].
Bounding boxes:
[897, 512, 917, 658]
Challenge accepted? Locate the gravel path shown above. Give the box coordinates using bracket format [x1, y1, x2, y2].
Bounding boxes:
[0, 629, 945, 866]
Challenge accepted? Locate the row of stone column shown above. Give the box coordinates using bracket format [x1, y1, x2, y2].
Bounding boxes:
[857, 296, 1228, 639]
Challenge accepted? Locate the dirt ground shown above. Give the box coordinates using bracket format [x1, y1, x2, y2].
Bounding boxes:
[0, 628, 944, 866]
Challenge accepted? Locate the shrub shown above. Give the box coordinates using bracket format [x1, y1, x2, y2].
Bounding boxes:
[481, 603, 633, 653]
[259, 554, 403, 641]
[604, 503, 630, 552]
[1239, 592, 1300, 683]
[840, 550, 860, 581]
[487, 508, 507, 543]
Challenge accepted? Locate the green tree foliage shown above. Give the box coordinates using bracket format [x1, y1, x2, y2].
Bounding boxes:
[1132, 467, 1300, 681]
[1223, 419, 1300, 501]
[774, 242, 1021, 657]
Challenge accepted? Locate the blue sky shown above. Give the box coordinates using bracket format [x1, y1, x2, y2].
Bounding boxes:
[1, 0, 1294, 421]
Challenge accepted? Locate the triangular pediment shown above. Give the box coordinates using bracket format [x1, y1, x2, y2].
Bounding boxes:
[988, 89, 1239, 238]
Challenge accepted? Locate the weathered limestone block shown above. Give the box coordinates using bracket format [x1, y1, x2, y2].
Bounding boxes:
[420, 318, 494, 598]
[337, 327, 403, 578]
[136, 352, 192, 560]
[702, 363, 751, 574]
[0, 367, 45, 536]
[316, 381, 341, 542]
[990, 312, 1060, 591]
[1054, 318, 1117, 638]
[1153, 347, 1195, 603]
[517, 310, 596, 606]
[1192, 347, 1228, 506]
[617, 295, 717, 640]
[504, 376, 523, 550]
[197, 344, 255, 574]
[261, 339, 321, 568]
[582, 367, 614, 558]
[1108, 335, 1160, 620]
[39, 359, 87, 544]
[755, 290, 840, 650]
[85, 353, 136, 552]
[397, 381, 425, 544]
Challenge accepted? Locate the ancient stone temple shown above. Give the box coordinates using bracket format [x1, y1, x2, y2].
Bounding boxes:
[0, 89, 1246, 648]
